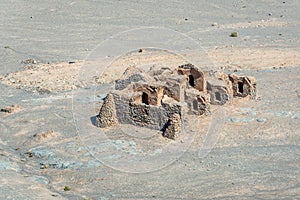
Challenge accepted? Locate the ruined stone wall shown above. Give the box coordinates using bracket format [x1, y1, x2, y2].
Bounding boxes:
[163, 76, 186, 102]
[95, 93, 118, 128]
[133, 83, 164, 106]
[177, 64, 205, 92]
[206, 78, 232, 105]
[131, 104, 169, 130]
[185, 89, 210, 115]
[228, 74, 256, 99]
[163, 113, 181, 140]
[115, 74, 146, 90]
[96, 63, 257, 140]
[102, 90, 184, 131]
[184, 89, 210, 115]
[111, 91, 132, 125]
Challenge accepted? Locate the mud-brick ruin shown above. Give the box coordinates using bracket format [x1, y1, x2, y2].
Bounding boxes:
[96, 64, 256, 139]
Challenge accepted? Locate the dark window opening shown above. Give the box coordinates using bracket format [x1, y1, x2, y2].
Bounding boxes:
[215, 92, 221, 101]
[238, 82, 244, 93]
[142, 92, 149, 105]
[193, 100, 198, 110]
[189, 75, 195, 87]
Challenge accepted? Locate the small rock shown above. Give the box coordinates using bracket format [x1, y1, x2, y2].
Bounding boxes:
[40, 159, 82, 170]
[230, 32, 238, 37]
[257, 118, 267, 122]
[25, 152, 34, 158]
[21, 58, 37, 64]
[68, 61, 76, 64]
[230, 118, 239, 123]
[0, 151, 9, 156]
[211, 22, 218, 27]
[36, 87, 51, 95]
[138, 48, 144, 53]
[64, 186, 71, 191]
[0, 105, 22, 113]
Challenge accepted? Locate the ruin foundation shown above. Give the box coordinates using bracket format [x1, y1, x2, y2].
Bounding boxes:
[96, 63, 256, 140]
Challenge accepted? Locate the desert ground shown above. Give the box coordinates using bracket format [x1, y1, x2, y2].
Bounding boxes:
[0, 0, 299, 199]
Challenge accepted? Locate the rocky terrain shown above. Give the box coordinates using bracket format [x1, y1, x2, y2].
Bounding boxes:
[0, 0, 299, 199]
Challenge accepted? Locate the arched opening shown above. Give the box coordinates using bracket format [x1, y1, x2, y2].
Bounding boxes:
[142, 92, 149, 105]
[238, 82, 244, 93]
[190, 68, 205, 91]
[189, 75, 195, 87]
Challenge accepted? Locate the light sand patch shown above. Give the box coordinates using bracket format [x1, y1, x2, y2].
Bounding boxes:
[220, 19, 291, 29]
[189, 19, 294, 34]
[0, 62, 81, 94]
[208, 46, 300, 70]
[0, 47, 299, 93]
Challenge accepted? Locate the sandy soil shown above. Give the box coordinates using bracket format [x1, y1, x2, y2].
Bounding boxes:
[1, 47, 299, 94]
[0, 0, 299, 199]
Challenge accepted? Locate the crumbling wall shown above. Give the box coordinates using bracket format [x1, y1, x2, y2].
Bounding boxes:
[149, 65, 173, 77]
[197, 94, 210, 115]
[115, 66, 153, 90]
[163, 76, 187, 102]
[96, 63, 257, 140]
[126, 94, 184, 131]
[129, 101, 175, 130]
[184, 88, 210, 115]
[206, 78, 232, 105]
[161, 95, 182, 116]
[111, 90, 132, 125]
[95, 93, 118, 128]
[177, 63, 206, 92]
[115, 74, 146, 90]
[132, 83, 165, 106]
[129, 102, 151, 127]
[98, 89, 183, 131]
[228, 74, 256, 99]
[163, 113, 181, 140]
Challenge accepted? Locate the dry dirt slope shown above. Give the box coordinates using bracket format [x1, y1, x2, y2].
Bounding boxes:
[0, 0, 300, 199]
